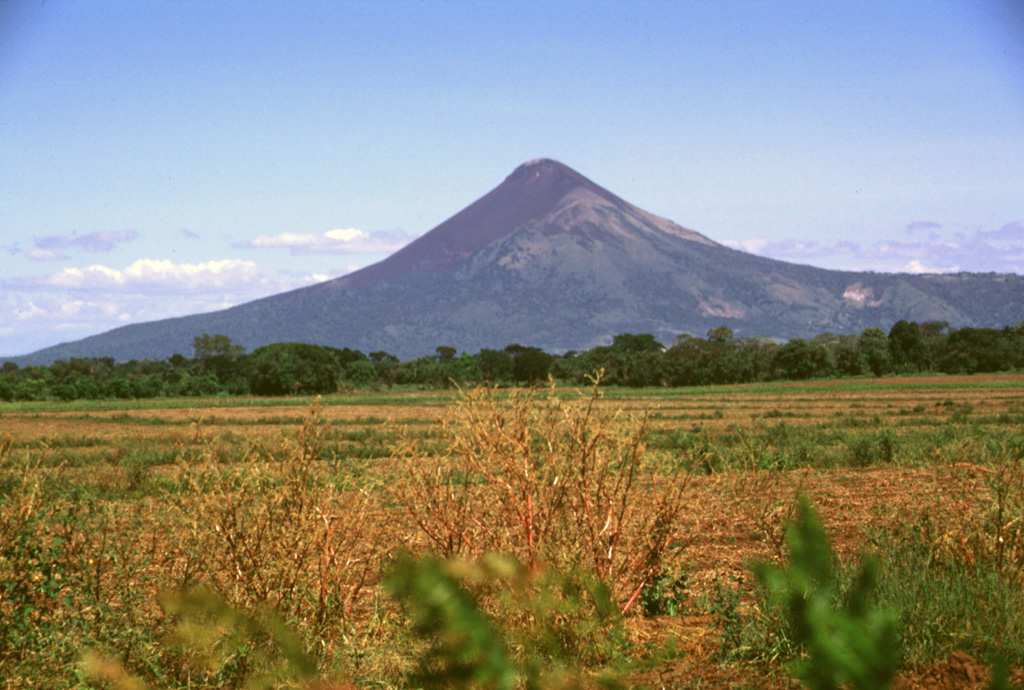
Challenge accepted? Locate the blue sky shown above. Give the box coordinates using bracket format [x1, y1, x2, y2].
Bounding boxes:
[2, 1, 1023, 357]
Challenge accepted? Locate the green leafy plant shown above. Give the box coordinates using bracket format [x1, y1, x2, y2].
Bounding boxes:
[384, 551, 628, 690]
[754, 497, 900, 690]
[384, 552, 518, 690]
[639, 565, 690, 617]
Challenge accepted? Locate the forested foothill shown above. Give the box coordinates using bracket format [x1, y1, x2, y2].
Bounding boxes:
[1, 320, 1022, 402]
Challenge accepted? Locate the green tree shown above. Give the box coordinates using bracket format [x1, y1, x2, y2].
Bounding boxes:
[369, 351, 400, 389]
[504, 344, 553, 384]
[706, 325, 734, 343]
[192, 333, 245, 361]
[441, 352, 484, 385]
[662, 328, 753, 386]
[369, 350, 399, 363]
[773, 339, 836, 380]
[573, 345, 627, 385]
[919, 320, 949, 365]
[247, 343, 342, 395]
[611, 332, 663, 354]
[477, 349, 514, 384]
[129, 374, 163, 399]
[705, 327, 743, 384]
[859, 328, 892, 377]
[935, 327, 1021, 374]
[829, 334, 868, 377]
[736, 336, 778, 382]
[663, 334, 712, 386]
[344, 359, 378, 388]
[609, 333, 666, 386]
[434, 346, 457, 363]
[888, 321, 927, 373]
[168, 353, 190, 368]
[192, 334, 247, 391]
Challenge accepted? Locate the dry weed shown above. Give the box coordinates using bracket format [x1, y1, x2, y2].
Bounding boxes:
[169, 399, 380, 635]
[392, 380, 692, 612]
[928, 440, 1024, 583]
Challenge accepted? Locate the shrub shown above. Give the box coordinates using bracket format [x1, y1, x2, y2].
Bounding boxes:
[392, 380, 692, 614]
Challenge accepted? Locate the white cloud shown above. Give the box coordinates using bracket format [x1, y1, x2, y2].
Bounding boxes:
[237, 227, 414, 255]
[47, 264, 122, 288]
[0, 296, 136, 355]
[722, 238, 769, 254]
[44, 258, 264, 293]
[11, 301, 46, 322]
[724, 220, 1024, 274]
[325, 228, 364, 242]
[122, 258, 263, 291]
[0, 257, 332, 357]
[723, 237, 861, 259]
[901, 259, 959, 274]
[248, 232, 317, 249]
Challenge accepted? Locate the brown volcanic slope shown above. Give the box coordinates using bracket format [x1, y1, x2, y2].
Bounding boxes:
[15, 159, 1024, 364]
[318, 158, 714, 290]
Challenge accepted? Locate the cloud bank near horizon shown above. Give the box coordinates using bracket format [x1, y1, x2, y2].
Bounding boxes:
[0, 257, 335, 357]
[0, 224, 412, 355]
[723, 221, 1024, 274]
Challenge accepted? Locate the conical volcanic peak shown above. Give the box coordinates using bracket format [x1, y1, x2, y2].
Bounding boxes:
[12, 157, 1024, 365]
[324, 158, 712, 290]
[502, 158, 623, 206]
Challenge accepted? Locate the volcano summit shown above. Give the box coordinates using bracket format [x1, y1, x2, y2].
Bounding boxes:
[17, 159, 1024, 364]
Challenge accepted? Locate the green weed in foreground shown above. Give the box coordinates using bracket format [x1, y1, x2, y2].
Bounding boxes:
[85, 550, 638, 690]
[385, 552, 635, 690]
[755, 498, 900, 690]
[385, 552, 518, 690]
[871, 527, 1024, 668]
[867, 438, 1024, 669]
[709, 491, 1024, 689]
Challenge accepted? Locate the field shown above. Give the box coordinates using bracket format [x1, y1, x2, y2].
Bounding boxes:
[3, 375, 1024, 689]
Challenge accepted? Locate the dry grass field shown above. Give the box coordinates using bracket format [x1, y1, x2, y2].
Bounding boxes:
[2, 374, 1024, 689]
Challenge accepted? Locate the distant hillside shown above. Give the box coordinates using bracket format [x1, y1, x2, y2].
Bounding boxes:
[14, 158, 1024, 365]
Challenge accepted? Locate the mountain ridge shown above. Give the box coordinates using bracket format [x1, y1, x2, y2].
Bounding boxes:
[313, 158, 713, 292]
[11, 159, 1024, 364]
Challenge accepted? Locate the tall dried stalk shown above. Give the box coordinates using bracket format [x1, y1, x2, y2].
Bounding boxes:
[170, 399, 378, 633]
[393, 381, 691, 612]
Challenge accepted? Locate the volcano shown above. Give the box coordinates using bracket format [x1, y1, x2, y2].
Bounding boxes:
[16, 159, 1024, 363]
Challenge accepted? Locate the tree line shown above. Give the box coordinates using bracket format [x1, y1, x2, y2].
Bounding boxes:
[1, 321, 1022, 401]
